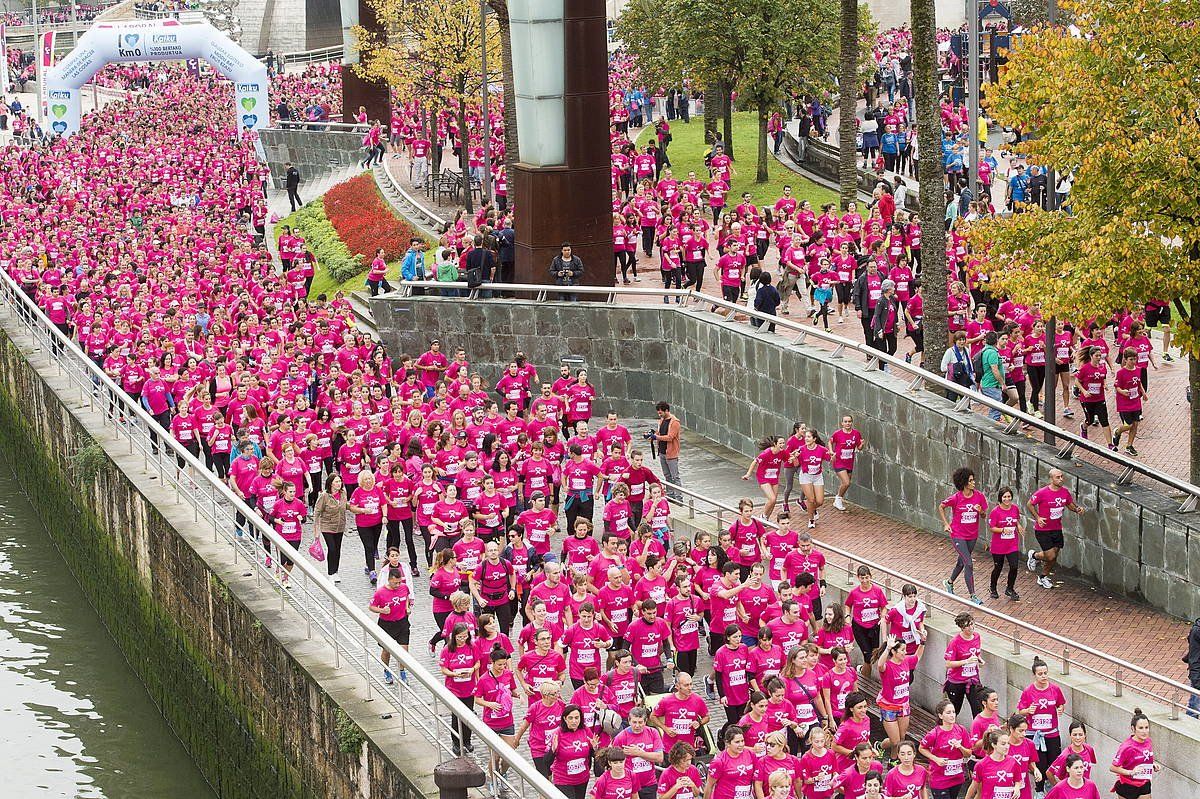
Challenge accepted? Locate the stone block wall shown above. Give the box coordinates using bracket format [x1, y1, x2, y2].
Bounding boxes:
[259, 129, 364, 190]
[372, 294, 1200, 619]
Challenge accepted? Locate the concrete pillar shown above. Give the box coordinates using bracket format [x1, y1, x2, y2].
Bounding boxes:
[434, 757, 486, 799]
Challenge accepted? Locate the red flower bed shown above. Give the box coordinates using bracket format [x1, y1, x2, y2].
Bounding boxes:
[323, 173, 416, 263]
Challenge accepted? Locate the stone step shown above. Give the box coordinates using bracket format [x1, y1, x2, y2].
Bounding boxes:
[347, 292, 379, 340]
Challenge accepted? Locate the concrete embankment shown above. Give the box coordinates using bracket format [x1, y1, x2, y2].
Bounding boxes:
[0, 322, 439, 796]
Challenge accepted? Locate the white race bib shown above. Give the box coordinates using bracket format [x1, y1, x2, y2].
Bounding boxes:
[860, 607, 879, 623]
[734, 785, 752, 799]
[1031, 713, 1053, 731]
[728, 669, 746, 686]
[641, 644, 659, 660]
[1132, 763, 1154, 780]
[944, 759, 963, 776]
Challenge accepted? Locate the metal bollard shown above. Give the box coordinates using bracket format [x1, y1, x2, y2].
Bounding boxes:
[434, 757, 486, 799]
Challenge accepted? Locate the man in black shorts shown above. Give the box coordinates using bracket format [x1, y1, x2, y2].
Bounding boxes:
[369, 568, 412, 685]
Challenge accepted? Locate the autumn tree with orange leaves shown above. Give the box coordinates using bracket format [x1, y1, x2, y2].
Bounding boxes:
[968, 0, 1200, 483]
[352, 0, 501, 213]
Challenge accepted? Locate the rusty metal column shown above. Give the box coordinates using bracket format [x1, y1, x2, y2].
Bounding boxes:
[511, 0, 613, 287]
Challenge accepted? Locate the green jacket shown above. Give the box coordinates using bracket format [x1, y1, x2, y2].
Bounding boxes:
[437, 261, 459, 282]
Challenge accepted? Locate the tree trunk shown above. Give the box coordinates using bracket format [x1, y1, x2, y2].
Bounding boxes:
[912, 0, 948, 364]
[457, 90, 474, 213]
[838, 0, 860, 209]
[487, 0, 519, 179]
[756, 99, 770, 183]
[704, 84, 719, 142]
[722, 82, 734, 159]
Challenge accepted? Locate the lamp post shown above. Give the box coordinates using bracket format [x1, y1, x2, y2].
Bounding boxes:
[479, 0, 492, 205]
[967, 0, 980, 201]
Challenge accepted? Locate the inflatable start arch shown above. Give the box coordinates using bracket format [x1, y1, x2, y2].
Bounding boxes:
[45, 19, 268, 138]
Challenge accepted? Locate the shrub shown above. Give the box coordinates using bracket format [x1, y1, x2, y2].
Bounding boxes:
[276, 202, 362, 285]
[323, 173, 417, 264]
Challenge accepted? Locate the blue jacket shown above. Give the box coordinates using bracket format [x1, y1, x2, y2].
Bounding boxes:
[401, 248, 425, 281]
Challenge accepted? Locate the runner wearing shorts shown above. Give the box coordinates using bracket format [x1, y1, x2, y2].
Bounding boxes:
[874, 636, 924, 761]
[369, 568, 413, 685]
[1113, 349, 1147, 456]
[828, 415, 864, 513]
[1026, 469, 1084, 590]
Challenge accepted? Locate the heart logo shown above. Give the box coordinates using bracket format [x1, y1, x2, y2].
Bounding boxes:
[51, 103, 67, 119]
[241, 114, 258, 128]
[240, 97, 257, 112]
[123, 33, 140, 48]
[52, 121, 68, 133]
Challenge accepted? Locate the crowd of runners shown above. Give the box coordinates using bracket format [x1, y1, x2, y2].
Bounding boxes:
[0, 16, 1179, 799]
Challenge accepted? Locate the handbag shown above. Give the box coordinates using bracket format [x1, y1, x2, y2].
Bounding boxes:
[308, 536, 326, 562]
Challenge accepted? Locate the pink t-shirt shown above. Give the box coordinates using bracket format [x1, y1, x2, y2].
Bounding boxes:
[713, 644, 753, 706]
[798, 748, 838, 799]
[1047, 745, 1097, 782]
[1029, 485, 1073, 532]
[883, 764, 928, 799]
[1044, 779, 1101, 799]
[877, 655, 918, 706]
[920, 724, 972, 789]
[988, 504, 1021, 555]
[972, 755, 1022, 799]
[658, 765, 704, 799]
[846, 584, 887, 628]
[941, 490, 988, 539]
[611, 725, 663, 789]
[524, 699, 564, 758]
[550, 726, 593, 785]
[1018, 682, 1066, 736]
[944, 632, 983, 684]
[591, 770, 637, 799]
[707, 748, 757, 799]
[652, 691, 708, 747]
[1111, 736, 1155, 787]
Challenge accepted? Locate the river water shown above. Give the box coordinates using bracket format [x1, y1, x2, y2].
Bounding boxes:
[0, 462, 214, 798]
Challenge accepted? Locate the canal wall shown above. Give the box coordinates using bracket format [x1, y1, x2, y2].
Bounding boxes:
[0, 332, 438, 795]
[371, 295, 1200, 620]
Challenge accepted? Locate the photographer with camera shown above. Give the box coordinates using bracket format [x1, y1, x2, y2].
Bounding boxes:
[652, 401, 683, 501]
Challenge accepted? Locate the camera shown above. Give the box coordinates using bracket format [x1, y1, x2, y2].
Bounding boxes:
[642, 429, 657, 441]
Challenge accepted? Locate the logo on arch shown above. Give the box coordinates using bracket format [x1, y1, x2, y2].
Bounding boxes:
[240, 97, 257, 112]
[52, 121, 68, 134]
[51, 104, 67, 119]
[241, 114, 259, 128]
[118, 32, 143, 57]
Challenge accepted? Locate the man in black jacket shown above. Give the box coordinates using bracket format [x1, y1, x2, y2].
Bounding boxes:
[1186, 617, 1200, 717]
[852, 258, 883, 349]
[284, 162, 302, 212]
[549, 243, 584, 302]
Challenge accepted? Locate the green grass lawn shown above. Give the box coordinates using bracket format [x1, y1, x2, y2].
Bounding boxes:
[637, 111, 838, 210]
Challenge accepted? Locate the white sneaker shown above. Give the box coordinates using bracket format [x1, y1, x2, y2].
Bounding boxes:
[833, 496, 846, 511]
[332, 573, 341, 583]
[1039, 576, 1053, 589]
[1027, 549, 1038, 572]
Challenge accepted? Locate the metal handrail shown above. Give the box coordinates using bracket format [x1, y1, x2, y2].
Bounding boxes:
[660, 481, 1200, 719]
[264, 120, 366, 133]
[277, 45, 344, 65]
[0, 269, 566, 799]
[390, 280, 1200, 511]
[374, 157, 450, 229]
